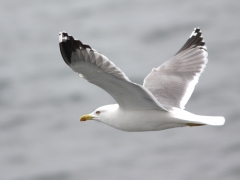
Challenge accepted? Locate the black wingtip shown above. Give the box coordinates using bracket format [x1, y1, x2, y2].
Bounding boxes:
[59, 32, 92, 66]
[176, 27, 207, 55]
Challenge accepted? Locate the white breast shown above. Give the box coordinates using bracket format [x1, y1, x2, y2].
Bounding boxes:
[101, 105, 186, 132]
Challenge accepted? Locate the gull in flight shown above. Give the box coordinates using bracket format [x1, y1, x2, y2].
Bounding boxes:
[59, 28, 225, 132]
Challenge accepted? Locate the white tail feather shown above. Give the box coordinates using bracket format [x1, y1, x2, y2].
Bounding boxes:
[171, 108, 225, 126]
[193, 115, 225, 126]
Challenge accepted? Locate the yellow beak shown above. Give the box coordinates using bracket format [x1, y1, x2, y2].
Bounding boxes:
[79, 114, 93, 121]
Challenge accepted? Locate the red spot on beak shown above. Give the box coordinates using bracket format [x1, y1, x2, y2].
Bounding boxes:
[81, 118, 86, 121]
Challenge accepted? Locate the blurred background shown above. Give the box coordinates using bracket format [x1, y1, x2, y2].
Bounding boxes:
[0, 0, 240, 179]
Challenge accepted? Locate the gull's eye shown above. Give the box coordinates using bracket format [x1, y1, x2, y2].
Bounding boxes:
[96, 111, 100, 114]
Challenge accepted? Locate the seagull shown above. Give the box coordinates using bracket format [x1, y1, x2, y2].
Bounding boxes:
[59, 28, 225, 132]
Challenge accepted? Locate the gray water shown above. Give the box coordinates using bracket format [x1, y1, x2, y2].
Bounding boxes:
[1, 0, 240, 179]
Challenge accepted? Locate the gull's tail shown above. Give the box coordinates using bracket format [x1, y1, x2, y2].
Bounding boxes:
[188, 115, 225, 126]
[171, 108, 225, 126]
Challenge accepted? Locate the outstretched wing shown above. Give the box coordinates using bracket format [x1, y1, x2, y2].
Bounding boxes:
[59, 32, 166, 111]
[143, 28, 208, 111]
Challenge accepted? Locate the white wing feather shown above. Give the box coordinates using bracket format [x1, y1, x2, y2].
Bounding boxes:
[143, 28, 208, 110]
[59, 32, 166, 111]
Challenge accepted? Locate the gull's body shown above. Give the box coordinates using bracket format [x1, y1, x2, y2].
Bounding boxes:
[83, 104, 223, 132]
[59, 28, 225, 132]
